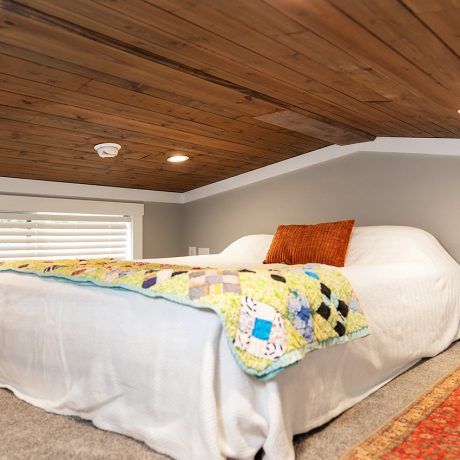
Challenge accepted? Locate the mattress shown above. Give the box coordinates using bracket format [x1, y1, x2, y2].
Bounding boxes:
[0, 226, 459, 459]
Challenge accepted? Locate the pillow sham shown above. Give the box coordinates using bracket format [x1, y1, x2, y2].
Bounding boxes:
[263, 220, 355, 266]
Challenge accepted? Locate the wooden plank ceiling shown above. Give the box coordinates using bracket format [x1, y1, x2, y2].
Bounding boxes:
[0, 0, 459, 192]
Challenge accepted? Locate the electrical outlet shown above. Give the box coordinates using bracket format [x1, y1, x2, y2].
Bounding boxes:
[198, 247, 210, 255]
[188, 246, 197, 256]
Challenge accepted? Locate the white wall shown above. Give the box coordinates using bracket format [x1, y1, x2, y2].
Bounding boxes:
[182, 151, 460, 262]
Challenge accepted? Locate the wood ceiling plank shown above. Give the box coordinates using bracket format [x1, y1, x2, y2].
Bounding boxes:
[264, 0, 460, 110]
[79, 73, 380, 143]
[19, 0, 314, 104]
[0, 48, 327, 150]
[0, 43, 256, 121]
[139, 0, 448, 136]
[0, 166, 202, 192]
[402, 0, 460, 56]
[367, 100, 459, 137]
[4, 0, 376, 142]
[119, 0, 408, 132]
[0, 110, 293, 162]
[328, 0, 460, 97]
[0, 119, 293, 168]
[253, 24, 459, 134]
[0, 146, 249, 177]
[153, 0, 388, 102]
[0, 75, 299, 159]
[0, 150, 235, 190]
[139, 0, 454, 138]
[254, 110, 371, 145]
[0, 84, 309, 156]
[76, 80, 327, 150]
[0, 139, 258, 175]
[0, 5, 282, 118]
[0, 139, 265, 179]
[195, 0, 304, 37]
[0, 31, 399, 140]
[0, 52, 452, 149]
[0, 120, 99, 144]
[0, 148, 246, 184]
[0, 67, 438, 159]
[0, 52, 91, 91]
[0, 48, 249, 127]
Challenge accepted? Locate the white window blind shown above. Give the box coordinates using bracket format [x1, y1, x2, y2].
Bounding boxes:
[0, 212, 133, 260]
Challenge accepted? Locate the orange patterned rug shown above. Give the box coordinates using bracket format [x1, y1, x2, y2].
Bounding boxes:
[342, 365, 460, 459]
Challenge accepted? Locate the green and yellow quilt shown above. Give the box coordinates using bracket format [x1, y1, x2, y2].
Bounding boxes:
[0, 258, 369, 379]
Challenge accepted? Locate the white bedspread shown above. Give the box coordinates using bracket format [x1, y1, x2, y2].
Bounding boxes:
[0, 226, 459, 459]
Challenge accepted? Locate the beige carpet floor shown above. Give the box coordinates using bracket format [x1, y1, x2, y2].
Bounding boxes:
[0, 341, 458, 460]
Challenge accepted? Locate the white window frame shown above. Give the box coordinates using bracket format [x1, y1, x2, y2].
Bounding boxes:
[0, 195, 144, 259]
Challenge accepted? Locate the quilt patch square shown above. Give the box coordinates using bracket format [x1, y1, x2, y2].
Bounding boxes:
[253, 318, 272, 341]
[247, 336, 267, 357]
[234, 330, 251, 350]
[235, 297, 286, 360]
[209, 283, 223, 295]
[288, 292, 314, 342]
[189, 286, 206, 299]
[188, 270, 240, 300]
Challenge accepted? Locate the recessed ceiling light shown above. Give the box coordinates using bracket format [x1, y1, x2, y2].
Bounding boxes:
[167, 154, 189, 163]
[457, 109, 460, 114]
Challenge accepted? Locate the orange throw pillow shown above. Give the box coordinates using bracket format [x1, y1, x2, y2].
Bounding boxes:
[263, 220, 355, 266]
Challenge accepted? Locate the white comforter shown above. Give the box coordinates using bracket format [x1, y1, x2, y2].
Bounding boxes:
[0, 226, 459, 459]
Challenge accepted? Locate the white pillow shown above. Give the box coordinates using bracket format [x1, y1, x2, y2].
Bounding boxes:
[345, 226, 454, 266]
[220, 234, 273, 262]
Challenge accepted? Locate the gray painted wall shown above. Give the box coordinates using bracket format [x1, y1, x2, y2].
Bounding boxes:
[182, 152, 460, 261]
[143, 202, 183, 258]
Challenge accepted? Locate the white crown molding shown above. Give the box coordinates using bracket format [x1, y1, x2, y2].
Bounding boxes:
[0, 194, 144, 216]
[182, 137, 460, 203]
[0, 177, 182, 204]
[1, 138, 459, 205]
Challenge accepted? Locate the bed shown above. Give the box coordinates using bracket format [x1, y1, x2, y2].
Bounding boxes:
[0, 225, 459, 459]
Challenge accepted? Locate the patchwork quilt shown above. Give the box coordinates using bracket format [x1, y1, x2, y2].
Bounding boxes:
[0, 258, 369, 379]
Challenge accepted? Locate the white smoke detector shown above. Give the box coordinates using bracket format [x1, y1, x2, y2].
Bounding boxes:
[94, 143, 121, 158]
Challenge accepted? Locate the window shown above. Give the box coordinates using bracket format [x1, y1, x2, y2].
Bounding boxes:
[0, 213, 133, 260]
[0, 195, 144, 260]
